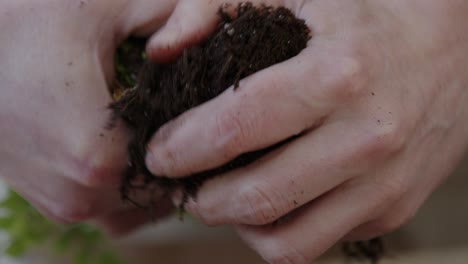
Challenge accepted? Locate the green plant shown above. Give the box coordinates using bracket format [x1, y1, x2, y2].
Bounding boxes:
[0, 189, 122, 264]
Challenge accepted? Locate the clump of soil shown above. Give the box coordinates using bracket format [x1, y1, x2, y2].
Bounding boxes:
[111, 2, 310, 206]
[343, 238, 384, 264]
[111, 2, 383, 263]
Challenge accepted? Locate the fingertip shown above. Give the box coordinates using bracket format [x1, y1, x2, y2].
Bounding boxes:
[146, 25, 183, 63]
[145, 147, 163, 176]
[145, 0, 221, 62]
[180, 178, 242, 226]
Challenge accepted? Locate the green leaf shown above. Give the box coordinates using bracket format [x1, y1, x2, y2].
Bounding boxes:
[53, 228, 76, 254]
[8, 216, 27, 238]
[0, 191, 28, 209]
[27, 223, 54, 243]
[5, 239, 27, 257]
[74, 250, 93, 264]
[80, 225, 102, 243]
[99, 251, 122, 264]
[0, 217, 14, 229]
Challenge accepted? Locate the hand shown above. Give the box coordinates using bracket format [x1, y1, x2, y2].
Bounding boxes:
[0, 0, 177, 235]
[144, 0, 468, 262]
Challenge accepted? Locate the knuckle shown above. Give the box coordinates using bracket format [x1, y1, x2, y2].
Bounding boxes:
[326, 56, 367, 101]
[371, 176, 408, 211]
[65, 129, 124, 187]
[67, 157, 114, 188]
[382, 177, 408, 200]
[236, 185, 281, 225]
[359, 121, 406, 161]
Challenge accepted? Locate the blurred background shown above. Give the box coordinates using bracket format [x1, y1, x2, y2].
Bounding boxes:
[1, 154, 467, 264]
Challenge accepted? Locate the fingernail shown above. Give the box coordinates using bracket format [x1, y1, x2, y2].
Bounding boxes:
[145, 149, 162, 175]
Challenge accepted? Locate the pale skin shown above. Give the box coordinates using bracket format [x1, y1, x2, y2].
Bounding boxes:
[0, 0, 179, 235]
[144, 0, 468, 263]
[2, 0, 468, 263]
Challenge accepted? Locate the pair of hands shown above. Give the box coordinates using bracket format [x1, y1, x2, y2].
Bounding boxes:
[2, 0, 468, 263]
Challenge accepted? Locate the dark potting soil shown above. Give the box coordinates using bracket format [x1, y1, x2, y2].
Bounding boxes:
[111, 2, 310, 203]
[110, 2, 383, 263]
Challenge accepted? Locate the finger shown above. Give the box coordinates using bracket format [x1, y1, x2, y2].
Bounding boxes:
[146, 0, 293, 62]
[145, 48, 361, 178]
[343, 220, 391, 242]
[234, 177, 397, 264]
[146, 0, 220, 62]
[343, 136, 456, 242]
[182, 117, 395, 226]
[94, 197, 174, 237]
[343, 196, 410, 241]
[343, 170, 434, 242]
[124, 0, 178, 36]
